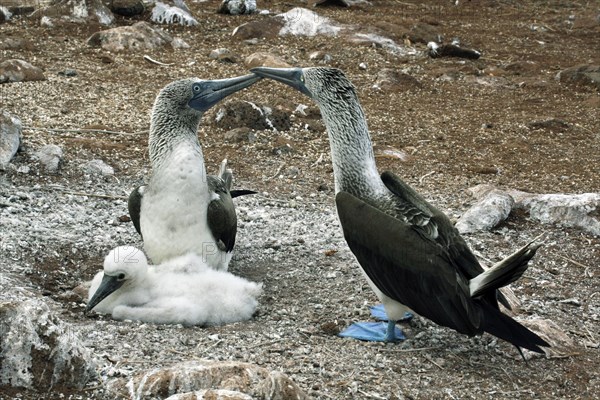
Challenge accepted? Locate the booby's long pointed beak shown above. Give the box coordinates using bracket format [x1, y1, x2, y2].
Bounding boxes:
[85, 274, 125, 313]
[189, 73, 261, 111]
[250, 67, 312, 97]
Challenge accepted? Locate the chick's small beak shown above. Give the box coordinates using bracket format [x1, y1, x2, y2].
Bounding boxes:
[85, 274, 125, 314]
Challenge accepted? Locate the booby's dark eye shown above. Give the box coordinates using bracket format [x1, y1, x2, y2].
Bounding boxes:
[193, 84, 201, 92]
[117, 273, 125, 280]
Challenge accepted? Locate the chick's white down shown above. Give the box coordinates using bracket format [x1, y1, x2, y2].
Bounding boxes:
[88, 246, 262, 326]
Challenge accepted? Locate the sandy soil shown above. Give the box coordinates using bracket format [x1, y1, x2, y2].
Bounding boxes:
[1, 0, 599, 399]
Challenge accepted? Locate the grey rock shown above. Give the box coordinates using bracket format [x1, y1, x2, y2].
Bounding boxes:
[218, 0, 256, 15]
[209, 48, 239, 63]
[528, 118, 570, 132]
[87, 21, 174, 52]
[0, 59, 46, 84]
[245, 52, 291, 68]
[408, 22, 441, 44]
[106, 360, 308, 399]
[0, 0, 37, 16]
[0, 110, 22, 170]
[210, 101, 291, 131]
[82, 159, 114, 176]
[32, 0, 115, 26]
[224, 127, 256, 143]
[0, 37, 33, 51]
[0, 5, 11, 23]
[510, 190, 600, 236]
[232, 18, 285, 40]
[58, 68, 78, 77]
[151, 1, 197, 26]
[0, 298, 98, 389]
[107, 0, 144, 17]
[372, 68, 422, 91]
[35, 144, 63, 174]
[456, 189, 515, 234]
[312, 0, 370, 7]
[309, 51, 332, 64]
[556, 64, 600, 90]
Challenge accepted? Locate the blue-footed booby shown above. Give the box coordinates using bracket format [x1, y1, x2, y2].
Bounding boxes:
[86, 246, 262, 325]
[251, 66, 549, 354]
[128, 75, 259, 270]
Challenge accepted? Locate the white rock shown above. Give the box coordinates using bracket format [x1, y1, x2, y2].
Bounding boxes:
[218, 0, 257, 15]
[82, 159, 114, 176]
[106, 360, 309, 399]
[0, 110, 22, 170]
[0, 6, 12, 22]
[33, 0, 115, 26]
[279, 7, 342, 37]
[456, 189, 515, 234]
[34, 144, 63, 174]
[87, 21, 174, 52]
[0, 296, 97, 389]
[151, 1, 198, 26]
[510, 191, 600, 236]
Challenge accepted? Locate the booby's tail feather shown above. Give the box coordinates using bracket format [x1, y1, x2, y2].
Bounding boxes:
[218, 158, 234, 191]
[470, 239, 542, 298]
[230, 189, 257, 198]
[480, 302, 549, 354]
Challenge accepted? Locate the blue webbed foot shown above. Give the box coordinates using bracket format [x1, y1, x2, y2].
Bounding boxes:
[339, 320, 405, 342]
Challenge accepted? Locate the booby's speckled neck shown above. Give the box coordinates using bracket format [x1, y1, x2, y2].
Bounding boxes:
[148, 96, 204, 169]
[317, 95, 386, 198]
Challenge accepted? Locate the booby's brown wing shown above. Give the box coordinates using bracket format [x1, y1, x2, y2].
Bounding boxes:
[207, 176, 237, 253]
[381, 171, 485, 280]
[128, 185, 144, 237]
[336, 191, 482, 335]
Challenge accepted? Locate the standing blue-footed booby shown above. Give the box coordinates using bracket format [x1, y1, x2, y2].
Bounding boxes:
[128, 75, 259, 270]
[251, 67, 549, 354]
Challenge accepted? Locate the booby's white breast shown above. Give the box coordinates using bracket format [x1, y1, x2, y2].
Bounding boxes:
[140, 142, 227, 269]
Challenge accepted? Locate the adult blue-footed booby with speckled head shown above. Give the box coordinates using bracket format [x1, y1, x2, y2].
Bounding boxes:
[251, 67, 549, 354]
[128, 75, 259, 270]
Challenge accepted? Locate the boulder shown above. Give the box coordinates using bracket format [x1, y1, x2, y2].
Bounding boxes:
[244, 52, 291, 68]
[34, 144, 63, 174]
[106, 360, 308, 399]
[279, 7, 341, 36]
[210, 101, 291, 131]
[510, 191, 600, 236]
[556, 65, 600, 90]
[372, 68, 422, 91]
[0, 59, 46, 84]
[232, 18, 284, 40]
[0, 298, 97, 389]
[0, 5, 11, 23]
[82, 159, 114, 176]
[218, 0, 256, 15]
[456, 189, 515, 234]
[32, 0, 115, 26]
[209, 48, 239, 63]
[107, 0, 144, 17]
[151, 1, 197, 26]
[0, 110, 22, 170]
[87, 21, 174, 52]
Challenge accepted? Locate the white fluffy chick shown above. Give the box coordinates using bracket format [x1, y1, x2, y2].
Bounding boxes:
[86, 246, 262, 326]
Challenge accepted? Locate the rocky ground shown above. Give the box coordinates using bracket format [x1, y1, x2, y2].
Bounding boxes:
[1, 0, 599, 399]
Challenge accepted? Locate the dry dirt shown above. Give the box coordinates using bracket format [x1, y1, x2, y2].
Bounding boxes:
[1, 0, 599, 399]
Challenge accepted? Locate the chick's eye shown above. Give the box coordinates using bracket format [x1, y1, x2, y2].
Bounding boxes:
[118, 273, 125, 280]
